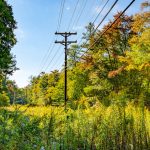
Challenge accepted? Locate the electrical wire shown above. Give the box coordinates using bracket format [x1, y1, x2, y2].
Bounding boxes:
[92, 0, 110, 24]
[71, 0, 88, 29]
[44, 45, 61, 72]
[77, 0, 114, 46]
[51, 0, 110, 70]
[67, 0, 80, 30]
[47, 0, 85, 71]
[49, 0, 105, 70]
[80, 0, 135, 59]
[88, 0, 103, 22]
[94, 0, 119, 32]
[51, 51, 64, 71]
[51, 0, 82, 70]
[74, 0, 102, 45]
[44, 0, 131, 72]
[39, 43, 55, 72]
[38, 0, 66, 73]
[57, 0, 66, 31]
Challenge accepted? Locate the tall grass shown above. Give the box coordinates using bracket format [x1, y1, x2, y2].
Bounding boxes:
[0, 103, 150, 149]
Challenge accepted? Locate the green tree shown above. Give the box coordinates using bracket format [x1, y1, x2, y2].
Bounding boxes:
[82, 22, 95, 49]
[118, 7, 150, 106]
[0, 0, 17, 75]
[68, 44, 81, 68]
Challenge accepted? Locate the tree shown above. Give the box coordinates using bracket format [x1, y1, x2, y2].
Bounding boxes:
[141, 1, 150, 10]
[82, 22, 95, 41]
[41, 70, 60, 105]
[68, 44, 81, 68]
[118, 6, 150, 106]
[22, 1, 150, 108]
[79, 13, 134, 105]
[81, 22, 95, 50]
[0, 0, 17, 75]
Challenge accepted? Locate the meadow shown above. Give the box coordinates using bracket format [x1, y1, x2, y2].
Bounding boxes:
[0, 103, 150, 150]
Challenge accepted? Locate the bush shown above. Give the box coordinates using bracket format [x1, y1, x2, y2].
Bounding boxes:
[0, 92, 9, 106]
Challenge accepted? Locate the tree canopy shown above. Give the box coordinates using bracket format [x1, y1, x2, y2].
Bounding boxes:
[0, 0, 17, 75]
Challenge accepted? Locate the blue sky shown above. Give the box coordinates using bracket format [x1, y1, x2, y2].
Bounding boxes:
[7, 0, 142, 87]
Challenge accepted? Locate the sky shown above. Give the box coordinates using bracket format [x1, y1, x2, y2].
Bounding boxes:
[7, 0, 142, 88]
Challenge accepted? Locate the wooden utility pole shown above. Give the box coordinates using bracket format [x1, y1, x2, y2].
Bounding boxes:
[55, 32, 77, 108]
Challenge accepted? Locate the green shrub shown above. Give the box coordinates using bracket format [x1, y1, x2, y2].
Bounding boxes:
[0, 92, 9, 106]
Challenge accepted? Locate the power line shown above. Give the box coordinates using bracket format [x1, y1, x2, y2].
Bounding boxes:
[92, 0, 110, 24]
[50, 49, 64, 71]
[44, 0, 82, 71]
[44, 45, 61, 72]
[50, 0, 115, 70]
[57, 0, 66, 31]
[51, 0, 81, 70]
[49, 0, 80, 71]
[71, 0, 88, 29]
[39, 43, 55, 72]
[94, 0, 119, 32]
[55, 0, 135, 71]
[88, 0, 103, 22]
[77, 0, 115, 47]
[80, 0, 135, 59]
[38, 0, 66, 73]
[51, 0, 89, 70]
[74, 0, 101, 44]
[67, 0, 80, 30]
[42, 0, 128, 72]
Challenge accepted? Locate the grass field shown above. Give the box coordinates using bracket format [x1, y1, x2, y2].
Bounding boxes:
[0, 103, 150, 150]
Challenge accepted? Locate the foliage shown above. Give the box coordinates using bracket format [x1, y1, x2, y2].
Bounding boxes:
[0, 1, 149, 149]
[0, 104, 149, 150]
[0, 0, 17, 75]
[22, 4, 150, 108]
[68, 44, 81, 68]
[0, 0, 18, 105]
[0, 91, 9, 106]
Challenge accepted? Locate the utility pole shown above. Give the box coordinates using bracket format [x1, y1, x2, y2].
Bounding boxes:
[55, 32, 77, 108]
